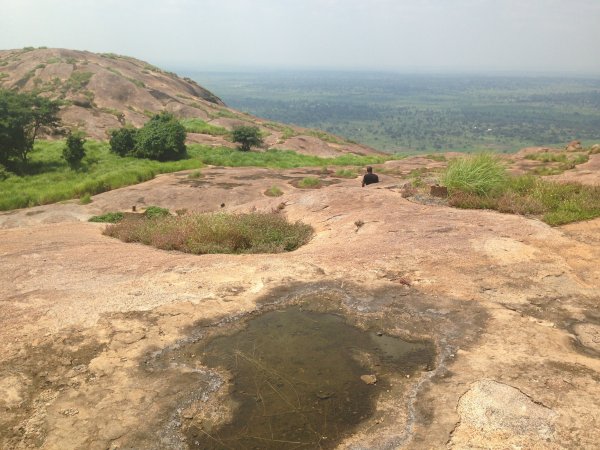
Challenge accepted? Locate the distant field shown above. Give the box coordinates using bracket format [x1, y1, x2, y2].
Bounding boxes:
[186, 71, 600, 153]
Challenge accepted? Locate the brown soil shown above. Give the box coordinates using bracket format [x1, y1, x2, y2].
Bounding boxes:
[1, 156, 600, 449]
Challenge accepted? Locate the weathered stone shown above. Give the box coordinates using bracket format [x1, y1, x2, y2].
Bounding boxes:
[449, 380, 557, 448]
[565, 140, 583, 152]
[360, 374, 377, 385]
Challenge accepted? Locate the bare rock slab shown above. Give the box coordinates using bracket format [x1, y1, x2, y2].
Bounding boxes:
[449, 380, 558, 449]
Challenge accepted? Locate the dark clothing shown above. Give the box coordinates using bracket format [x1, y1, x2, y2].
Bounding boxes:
[362, 173, 379, 186]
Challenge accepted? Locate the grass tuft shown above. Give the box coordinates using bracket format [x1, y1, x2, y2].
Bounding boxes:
[334, 168, 358, 178]
[264, 185, 283, 197]
[442, 153, 507, 196]
[104, 212, 313, 254]
[298, 177, 321, 188]
[79, 193, 92, 204]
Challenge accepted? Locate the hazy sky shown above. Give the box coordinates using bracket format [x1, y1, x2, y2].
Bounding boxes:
[2, 0, 600, 74]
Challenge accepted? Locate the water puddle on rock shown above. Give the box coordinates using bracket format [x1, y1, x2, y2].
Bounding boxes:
[182, 307, 434, 449]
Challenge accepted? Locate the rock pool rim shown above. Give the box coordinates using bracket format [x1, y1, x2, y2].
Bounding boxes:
[180, 306, 436, 449]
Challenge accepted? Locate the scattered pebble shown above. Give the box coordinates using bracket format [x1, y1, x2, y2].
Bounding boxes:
[360, 374, 377, 385]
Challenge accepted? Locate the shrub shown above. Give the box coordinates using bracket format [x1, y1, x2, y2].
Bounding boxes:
[134, 112, 187, 161]
[232, 125, 263, 152]
[89, 212, 124, 223]
[63, 133, 86, 169]
[109, 127, 137, 156]
[442, 153, 507, 196]
[298, 177, 321, 188]
[104, 212, 313, 254]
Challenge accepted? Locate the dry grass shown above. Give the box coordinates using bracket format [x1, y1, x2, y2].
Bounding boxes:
[104, 211, 313, 254]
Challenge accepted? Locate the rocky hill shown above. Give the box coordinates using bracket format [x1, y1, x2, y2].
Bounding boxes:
[0, 47, 380, 157]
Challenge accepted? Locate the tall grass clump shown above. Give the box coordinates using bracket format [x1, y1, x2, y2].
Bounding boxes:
[442, 153, 508, 196]
[104, 212, 313, 254]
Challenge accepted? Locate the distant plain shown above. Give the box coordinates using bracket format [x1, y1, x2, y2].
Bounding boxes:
[187, 71, 600, 153]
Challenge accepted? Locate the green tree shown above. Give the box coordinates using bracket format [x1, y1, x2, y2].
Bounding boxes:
[231, 125, 263, 152]
[109, 126, 137, 156]
[134, 112, 187, 161]
[62, 132, 86, 169]
[0, 89, 60, 170]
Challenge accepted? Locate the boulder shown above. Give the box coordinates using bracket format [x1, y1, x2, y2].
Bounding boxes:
[565, 140, 583, 152]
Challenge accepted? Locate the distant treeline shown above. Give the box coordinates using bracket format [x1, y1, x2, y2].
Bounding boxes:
[189, 71, 600, 152]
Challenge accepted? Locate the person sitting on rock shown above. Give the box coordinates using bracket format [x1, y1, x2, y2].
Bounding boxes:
[362, 166, 379, 187]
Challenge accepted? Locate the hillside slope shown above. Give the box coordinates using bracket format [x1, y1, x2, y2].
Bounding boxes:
[0, 47, 381, 157]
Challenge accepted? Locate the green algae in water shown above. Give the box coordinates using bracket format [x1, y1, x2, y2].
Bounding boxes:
[186, 307, 434, 449]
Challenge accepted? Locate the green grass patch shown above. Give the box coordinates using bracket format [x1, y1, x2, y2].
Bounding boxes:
[448, 175, 600, 226]
[263, 122, 297, 139]
[526, 152, 589, 175]
[65, 71, 93, 91]
[190, 145, 392, 169]
[334, 168, 358, 178]
[214, 109, 242, 119]
[264, 185, 283, 197]
[79, 193, 92, 204]
[306, 129, 344, 144]
[180, 118, 230, 136]
[127, 77, 145, 88]
[442, 153, 507, 196]
[89, 212, 124, 223]
[298, 177, 321, 188]
[0, 140, 204, 211]
[188, 170, 202, 179]
[144, 205, 170, 219]
[525, 152, 568, 163]
[104, 212, 313, 254]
